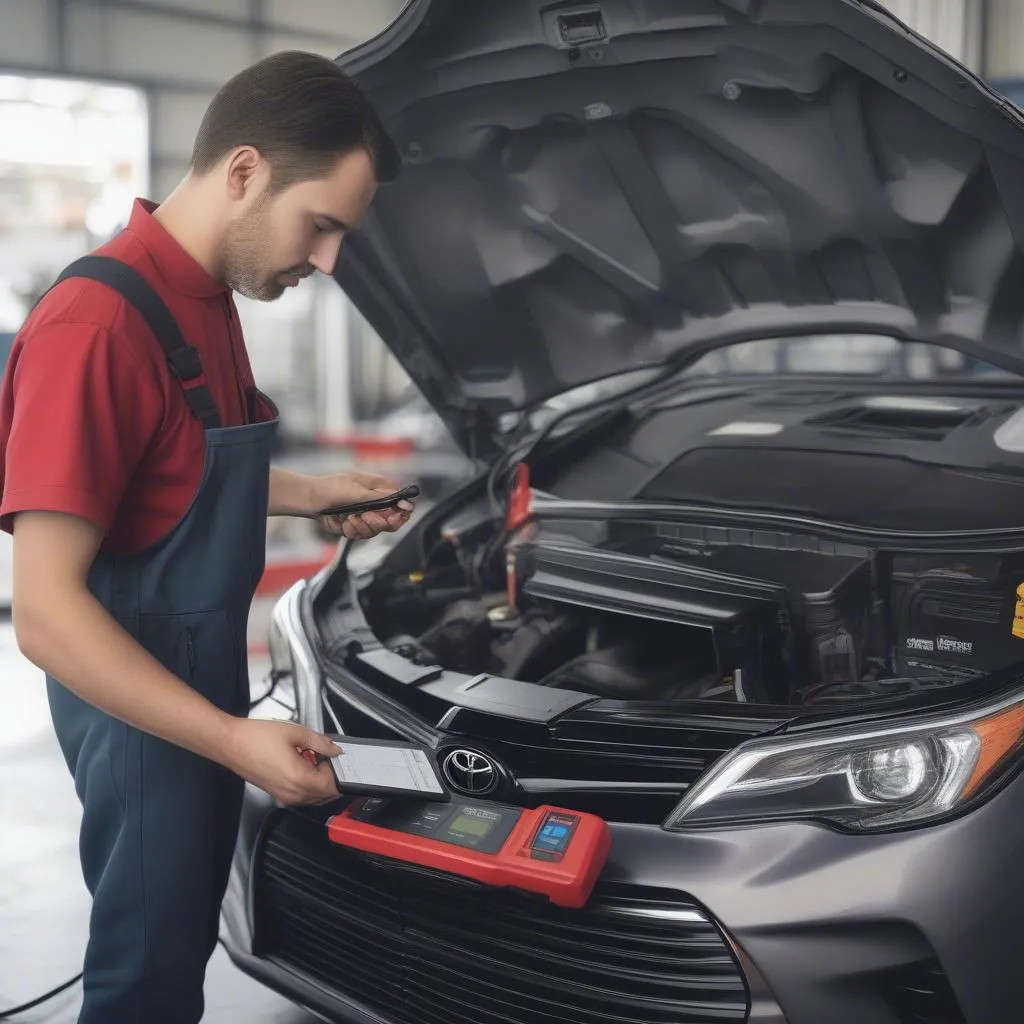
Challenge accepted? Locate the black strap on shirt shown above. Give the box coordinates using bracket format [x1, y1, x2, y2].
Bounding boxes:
[53, 255, 222, 430]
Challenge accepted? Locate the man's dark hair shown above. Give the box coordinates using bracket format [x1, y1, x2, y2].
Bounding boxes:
[191, 50, 401, 189]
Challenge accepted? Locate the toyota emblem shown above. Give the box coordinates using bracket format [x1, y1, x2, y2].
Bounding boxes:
[441, 748, 499, 796]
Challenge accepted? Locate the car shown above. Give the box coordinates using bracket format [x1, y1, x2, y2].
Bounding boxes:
[219, 2, 1024, 1022]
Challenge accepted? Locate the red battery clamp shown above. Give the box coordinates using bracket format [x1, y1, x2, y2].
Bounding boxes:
[327, 795, 611, 909]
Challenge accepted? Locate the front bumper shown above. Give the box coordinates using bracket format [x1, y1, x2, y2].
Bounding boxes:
[224, 743, 1024, 1024]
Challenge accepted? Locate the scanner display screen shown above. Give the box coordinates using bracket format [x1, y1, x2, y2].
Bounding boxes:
[449, 814, 494, 837]
[351, 796, 520, 854]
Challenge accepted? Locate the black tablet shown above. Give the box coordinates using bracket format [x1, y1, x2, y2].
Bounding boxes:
[324, 734, 450, 802]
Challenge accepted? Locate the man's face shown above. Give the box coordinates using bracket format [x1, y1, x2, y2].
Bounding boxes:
[221, 147, 378, 302]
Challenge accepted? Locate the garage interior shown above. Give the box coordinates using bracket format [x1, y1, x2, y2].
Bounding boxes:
[2, 0, 1024, 1020]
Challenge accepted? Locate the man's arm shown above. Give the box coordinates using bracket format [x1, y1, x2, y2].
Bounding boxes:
[267, 466, 317, 517]
[12, 510, 341, 805]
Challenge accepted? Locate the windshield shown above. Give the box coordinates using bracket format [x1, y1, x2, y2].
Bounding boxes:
[501, 333, 1022, 439]
[679, 334, 1020, 381]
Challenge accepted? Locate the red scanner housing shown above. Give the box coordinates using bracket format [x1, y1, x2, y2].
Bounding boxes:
[327, 797, 611, 909]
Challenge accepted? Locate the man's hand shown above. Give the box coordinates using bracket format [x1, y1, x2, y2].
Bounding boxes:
[222, 719, 343, 805]
[312, 470, 416, 541]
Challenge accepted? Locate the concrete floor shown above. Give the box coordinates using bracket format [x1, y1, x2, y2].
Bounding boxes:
[0, 618, 320, 1022]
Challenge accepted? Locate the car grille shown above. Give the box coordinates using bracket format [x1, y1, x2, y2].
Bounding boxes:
[253, 811, 749, 1024]
[481, 702, 785, 824]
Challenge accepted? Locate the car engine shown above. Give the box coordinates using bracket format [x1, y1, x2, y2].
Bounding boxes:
[360, 505, 1024, 708]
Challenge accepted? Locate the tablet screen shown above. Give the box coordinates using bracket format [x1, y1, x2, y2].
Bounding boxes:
[329, 741, 446, 797]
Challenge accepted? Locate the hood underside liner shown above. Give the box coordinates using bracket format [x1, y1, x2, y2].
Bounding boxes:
[335, 0, 1024, 448]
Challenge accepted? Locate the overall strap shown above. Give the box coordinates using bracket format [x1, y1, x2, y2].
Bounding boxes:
[54, 255, 222, 429]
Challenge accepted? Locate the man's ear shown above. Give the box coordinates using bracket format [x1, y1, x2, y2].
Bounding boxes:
[224, 146, 267, 201]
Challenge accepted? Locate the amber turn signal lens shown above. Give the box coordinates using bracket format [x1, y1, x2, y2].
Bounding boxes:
[961, 703, 1024, 799]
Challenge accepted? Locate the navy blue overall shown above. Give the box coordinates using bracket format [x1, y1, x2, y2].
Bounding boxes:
[42, 257, 277, 1023]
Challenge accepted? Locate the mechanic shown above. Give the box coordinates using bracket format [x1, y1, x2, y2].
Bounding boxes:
[0, 51, 410, 1023]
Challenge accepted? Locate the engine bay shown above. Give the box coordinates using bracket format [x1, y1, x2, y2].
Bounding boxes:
[353, 384, 1024, 709]
[359, 504, 1024, 709]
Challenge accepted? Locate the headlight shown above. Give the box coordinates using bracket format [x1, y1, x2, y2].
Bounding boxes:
[664, 690, 1024, 832]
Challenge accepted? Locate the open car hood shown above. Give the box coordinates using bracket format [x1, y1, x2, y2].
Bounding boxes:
[333, 0, 1024, 452]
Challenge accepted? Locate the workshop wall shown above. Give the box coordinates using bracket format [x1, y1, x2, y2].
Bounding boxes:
[981, 0, 1024, 78]
[878, 0, 983, 69]
[871, 0, 1024, 80]
[0, 0, 406, 198]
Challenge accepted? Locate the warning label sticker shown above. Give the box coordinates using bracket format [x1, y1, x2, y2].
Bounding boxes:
[1013, 583, 1024, 640]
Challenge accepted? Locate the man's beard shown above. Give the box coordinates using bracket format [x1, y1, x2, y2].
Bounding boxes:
[220, 199, 291, 302]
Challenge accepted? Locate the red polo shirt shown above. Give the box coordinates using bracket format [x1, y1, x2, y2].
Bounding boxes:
[0, 198, 264, 554]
